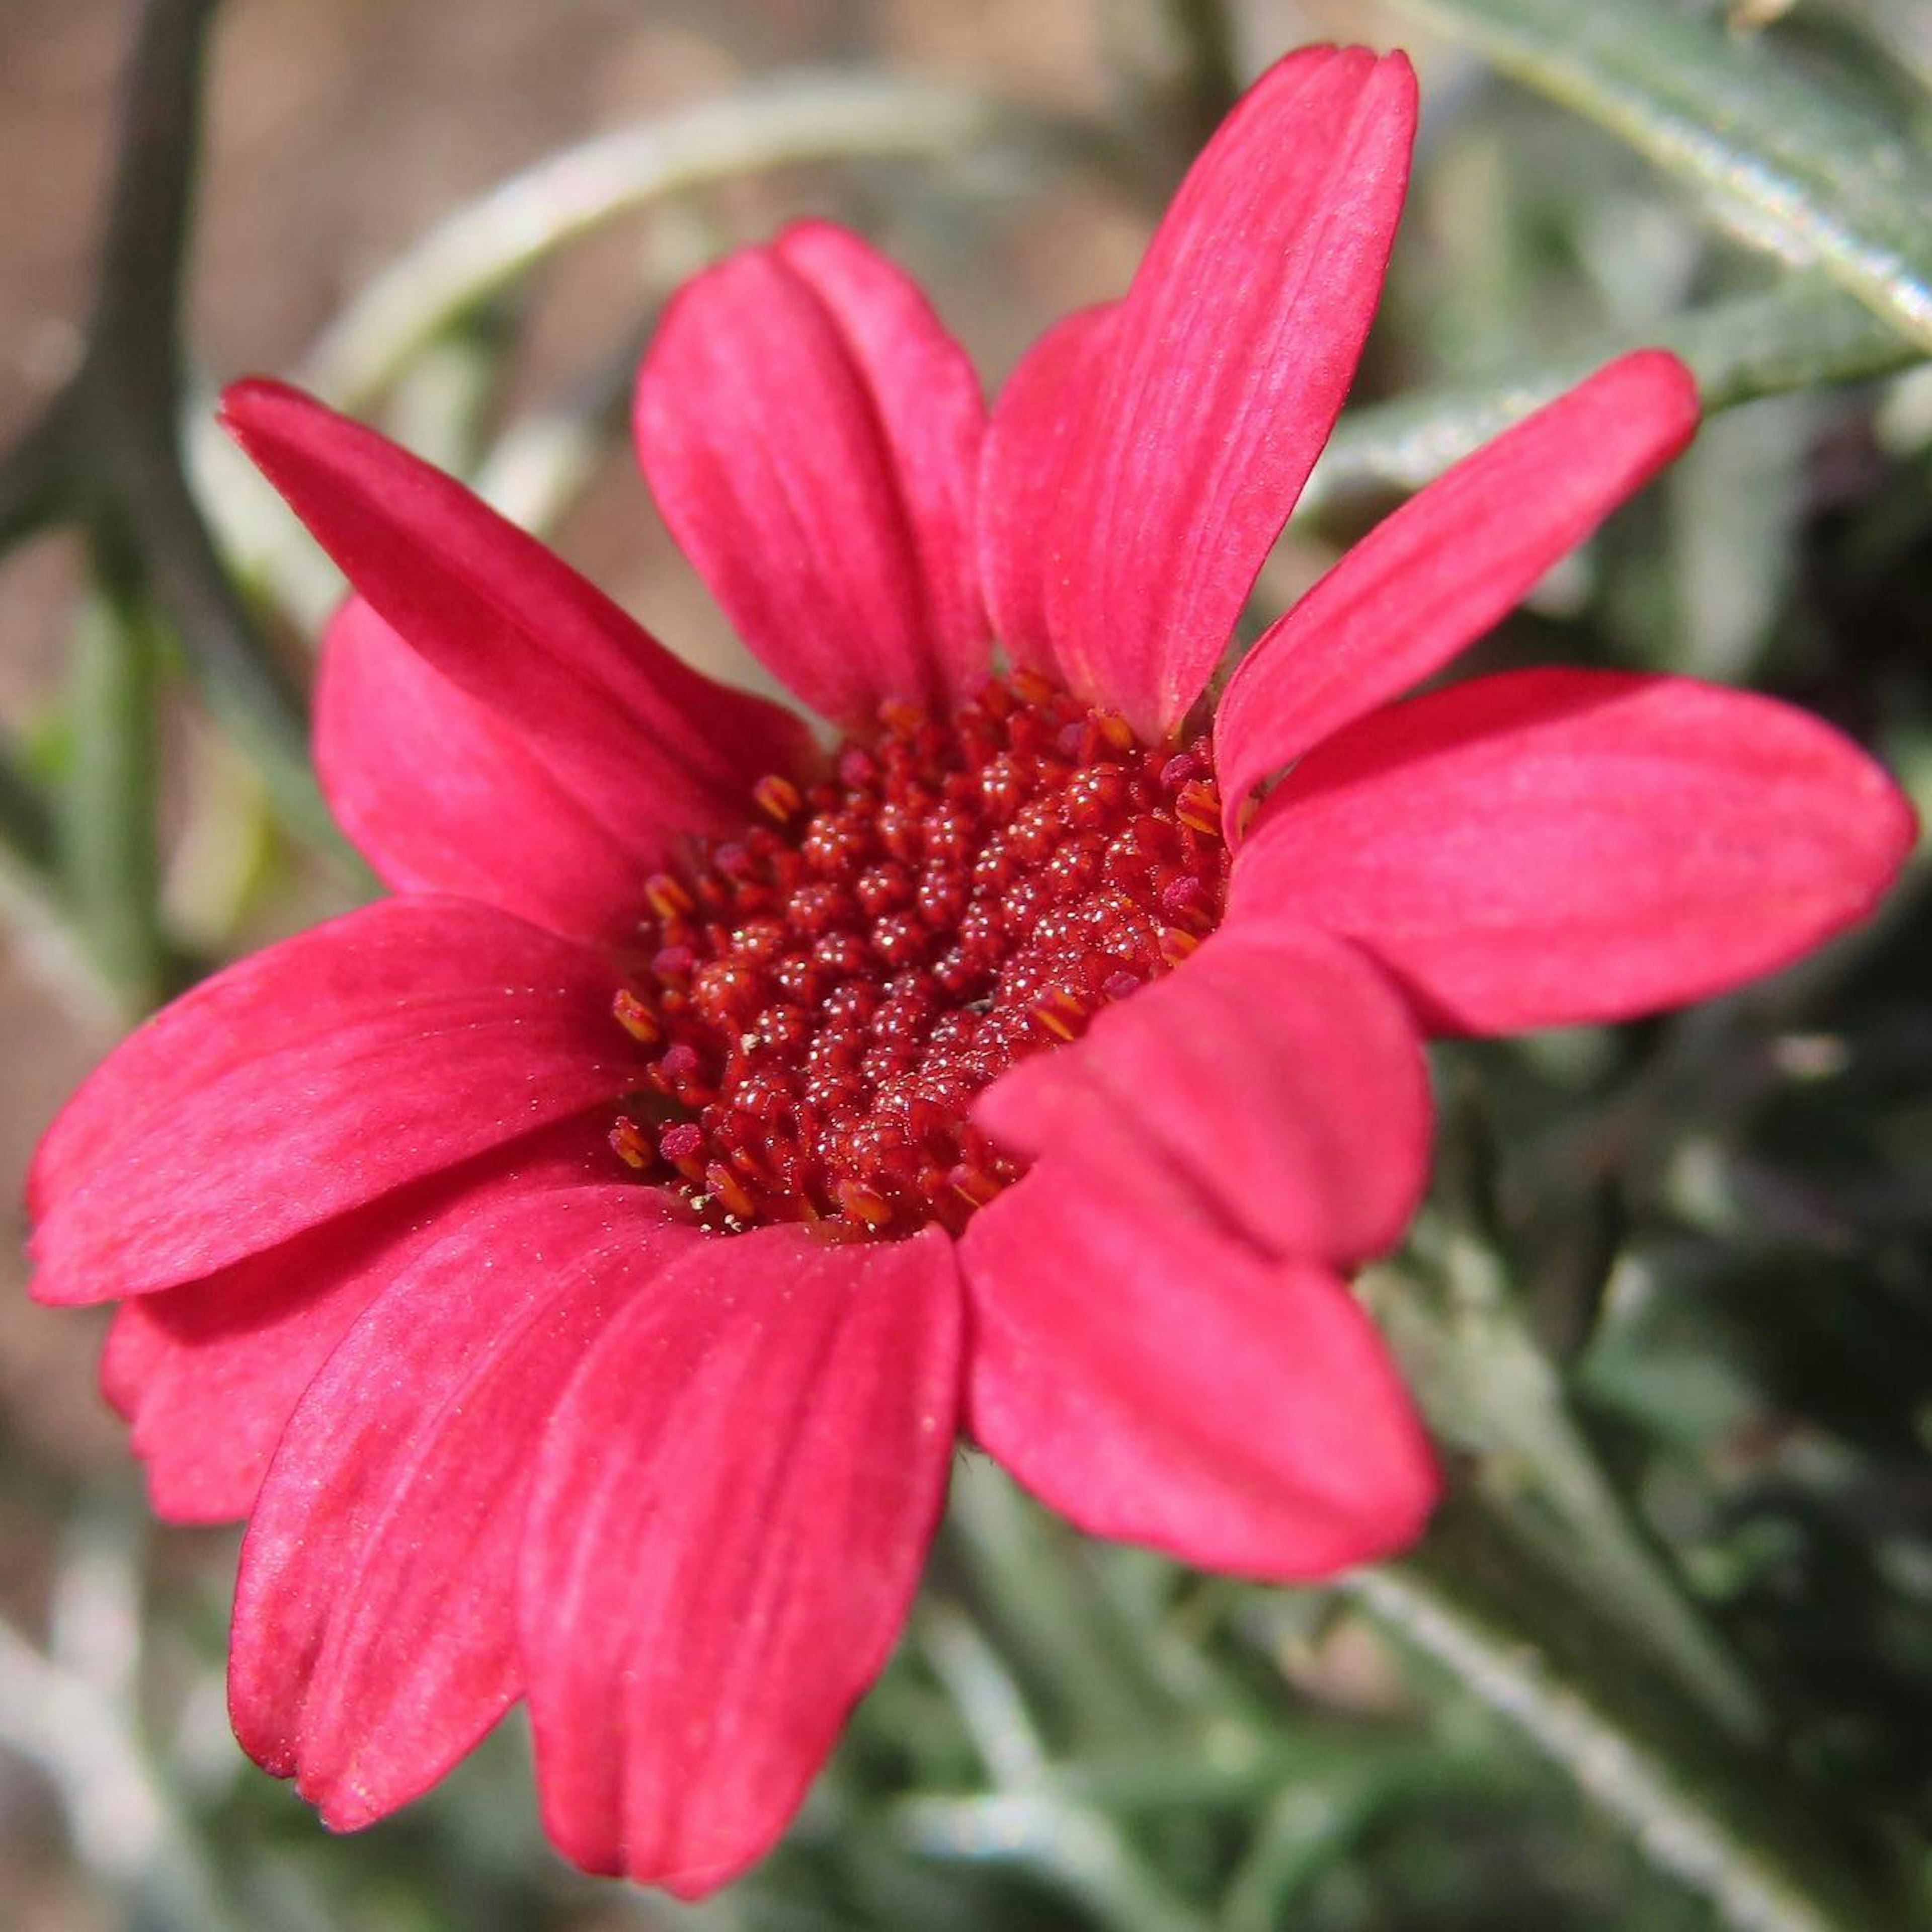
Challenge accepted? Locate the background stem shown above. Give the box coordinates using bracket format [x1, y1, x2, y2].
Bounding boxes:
[1347, 1503, 1913, 1932]
[62, 542, 167, 1015]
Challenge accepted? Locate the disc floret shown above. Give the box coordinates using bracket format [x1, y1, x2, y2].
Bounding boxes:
[609, 673, 1230, 1237]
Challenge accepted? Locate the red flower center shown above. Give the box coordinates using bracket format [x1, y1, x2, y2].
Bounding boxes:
[608, 671, 1229, 1237]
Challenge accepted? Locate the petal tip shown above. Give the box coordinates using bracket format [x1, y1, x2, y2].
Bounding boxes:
[1857, 762, 1919, 898]
[1354, 1423, 1443, 1567]
[310, 1773, 391, 1836]
[1372, 44, 1420, 105]
[770, 213, 856, 264]
[216, 374, 317, 450]
[228, 1692, 299, 1781]
[1611, 346, 1703, 444]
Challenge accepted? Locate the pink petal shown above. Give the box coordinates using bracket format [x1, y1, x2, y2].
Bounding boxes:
[1044, 45, 1416, 734]
[774, 223, 988, 677]
[29, 898, 636, 1299]
[634, 225, 988, 723]
[221, 379, 813, 848]
[977, 304, 1115, 680]
[229, 1183, 696, 1830]
[975, 920, 1429, 1266]
[104, 1123, 615, 1524]
[1233, 668, 1917, 1032]
[100, 1304, 167, 1421]
[962, 1174, 1436, 1579]
[316, 597, 650, 946]
[521, 1223, 960, 1896]
[1215, 350, 1702, 836]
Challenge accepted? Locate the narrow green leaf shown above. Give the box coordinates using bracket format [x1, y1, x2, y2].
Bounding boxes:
[0, 733, 56, 880]
[298, 72, 1040, 410]
[1386, 0, 1932, 348]
[62, 555, 168, 1017]
[1348, 1500, 1910, 1932]
[1360, 1240, 1769, 1744]
[896, 1789, 1217, 1932]
[1307, 274, 1920, 508]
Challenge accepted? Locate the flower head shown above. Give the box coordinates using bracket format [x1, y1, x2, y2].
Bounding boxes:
[26, 43, 1910, 1896]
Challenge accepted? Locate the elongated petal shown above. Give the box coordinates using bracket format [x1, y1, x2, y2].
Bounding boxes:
[962, 1176, 1436, 1579]
[99, 1304, 167, 1422]
[774, 223, 988, 677]
[316, 598, 648, 945]
[30, 898, 636, 1298]
[978, 304, 1115, 679]
[1045, 45, 1416, 733]
[221, 379, 813, 851]
[1234, 669, 1916, 1031]
[1215, 351, 1702, 835]
[103, 1124, 614, 1524]
[229, 1184, 695, 1829]
[975, 920, 1428, 1266]
[522, 1223, 960, 1896]
[635, 227, 987, 723]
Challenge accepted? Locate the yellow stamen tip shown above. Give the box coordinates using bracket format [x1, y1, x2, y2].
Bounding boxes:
[753, 774, 803, 822]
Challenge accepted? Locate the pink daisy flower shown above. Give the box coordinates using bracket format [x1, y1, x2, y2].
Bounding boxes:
[26, 43, 1910, 1898]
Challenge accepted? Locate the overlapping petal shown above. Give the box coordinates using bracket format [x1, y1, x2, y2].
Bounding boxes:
[978, 304, 1115, 680]
[229, 1184, 696, 1830]
[1214, 350, 1702, 835]
[222, 379, 814, 867]
[316, 598, 650, 945]
[1035, 44, 1416, 734]
[635, 224, 987, 723]
[962, 1176, 1436, 1579]
[101, 1124, 614, 1524]
[30, 898, 636, 1299]
[1233, 668, 1916, 1031]
[521, 1224, 960, 1896]
[975, 919, 1429, 1267]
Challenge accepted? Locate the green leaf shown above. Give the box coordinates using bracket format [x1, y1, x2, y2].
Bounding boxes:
[297, 72, 1038, 410]
[1360, 1238, 1769, 1744]
[1385, 0, 1932, 348]
[62, 553, 168, 1017]
[1307, 273, 1920, 507]
[1348, 1499, 1913, 1932]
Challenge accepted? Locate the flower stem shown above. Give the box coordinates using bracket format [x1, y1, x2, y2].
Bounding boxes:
[1157, 0, 1243, 146]
[895, 1788, 1217, 1932]
[297, 72, 1052, 411]
[945, 1464, 1177, 1746]
[0, 0, 333, 855]
[84, 0, 310, 773]
[1345, 1498, 1912, 1932]
[1363, 1241, 1769, 1742]
[0, 736, 56, 881]
[1305, 272, 1922, 512]
[1099, 0, 1241, 189]
[62, 546, 168, 1017]
[0, 1557, 243, 1932]
[0, 396, 75, 556]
